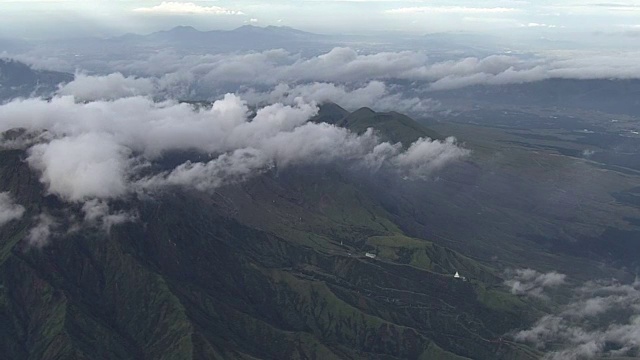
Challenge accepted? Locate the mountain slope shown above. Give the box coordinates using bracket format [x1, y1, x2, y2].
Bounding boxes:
[311, 103, 443, 146]
[0, 110, 541, 359]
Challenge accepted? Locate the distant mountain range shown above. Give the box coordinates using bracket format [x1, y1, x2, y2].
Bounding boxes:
[0, 25, 506, 68]
[30, 25, 334, 60]
[115, 25, 325, 50]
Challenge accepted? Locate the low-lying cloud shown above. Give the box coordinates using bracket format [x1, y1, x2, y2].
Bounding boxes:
[240, 81, 441, 113]
[58, 73, 156, 101]
[504, 268, 566, 298]
[82, 199, 137, 232]
[0, 192, 25, 226]
[25, 213, 56, 248]
[27, 133, 133, 202]
[10, 47, 640, 117]
[99, 48, 640, 95]
[0, 94, 467, 208]
[514, 278, 640, 359]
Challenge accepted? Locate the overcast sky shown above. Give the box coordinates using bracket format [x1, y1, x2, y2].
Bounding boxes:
[1, 0, 639, 40]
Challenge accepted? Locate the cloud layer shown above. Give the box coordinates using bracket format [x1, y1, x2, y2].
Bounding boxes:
[239, 81, 441, 113]
[44, 46, 640, 123]
[10, 46, 640, 116]
[514, 278, 640, 359]
[101, 47, 640, 90]
[385, 6, 516, 14]
[0, 94, 467, 205]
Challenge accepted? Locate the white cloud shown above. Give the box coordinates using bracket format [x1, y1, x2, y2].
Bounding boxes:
[523, 22, 557, 28]
[240, 81, 440, 114]
[514, 278, 640, 359]
[100, 48, 640, 96]
[132, 2, 244, 15]
[25, 213, 56, 248]
[504, 268, 566, 298]
[394, 137, 469, 178]
[0, 93, 467, 202]
[385, 6, 517, 14]
[27, 132, 132, 202]
[140, 148, 271, 192]
[82, 199, 136, 232]
[58, 73, 156, 101]
[0, 192, 25, 226]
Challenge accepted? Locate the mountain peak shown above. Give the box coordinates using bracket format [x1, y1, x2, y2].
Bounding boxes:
[342, 107, 442, 145]
[351, 107, 376, 116]
[310, 102, 349, 125]
[232, 25, 317, 37]
[233, 25, 261, 32]
[166, 25, 199, 33]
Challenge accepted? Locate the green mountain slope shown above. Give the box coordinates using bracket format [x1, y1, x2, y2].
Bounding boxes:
[339, 107, 443, 146]
[311, 104, 442, 146]
[0, 110, 541, 359]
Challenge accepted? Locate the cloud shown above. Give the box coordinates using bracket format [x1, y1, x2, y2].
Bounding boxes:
[0, 94, 467, 203]
[25, 213, 56, 247]
[44, 47, 639, 99]
[27, 133, 132, 202]
[99, 48, 640, 96]
[140, 148, 272, 192]
[132, 2, 244, 15]
[58, 73, 156, 101]
[385, 6, 517, 14]
[240, 81, 441, 114]
[514, 278, 640, 359]
[522, 22, 557, 28]
[504, 268, 566, 298]
[393, 137, 469, 177]
[15, 49, 440, 113]
[82, 199, 136, 232]
[0, 192, 25, 226]
[108, 48, 429, 86]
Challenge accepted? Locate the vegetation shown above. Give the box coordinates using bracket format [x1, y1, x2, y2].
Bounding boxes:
[0, 107, 546, 359]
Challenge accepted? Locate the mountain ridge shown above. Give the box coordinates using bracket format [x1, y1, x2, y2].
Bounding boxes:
[0, 59, 72, 101]
[0, 106, 541, 359]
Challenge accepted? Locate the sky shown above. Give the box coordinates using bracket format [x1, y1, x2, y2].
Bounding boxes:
[1, 0, 639, 39]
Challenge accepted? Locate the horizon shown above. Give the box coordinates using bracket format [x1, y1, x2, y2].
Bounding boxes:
[0, 0, 638, 50]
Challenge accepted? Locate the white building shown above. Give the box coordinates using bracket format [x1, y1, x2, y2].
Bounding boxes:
[453, 271, 467, 281]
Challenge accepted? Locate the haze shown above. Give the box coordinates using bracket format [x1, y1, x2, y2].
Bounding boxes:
[1, 0, 639, 45]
